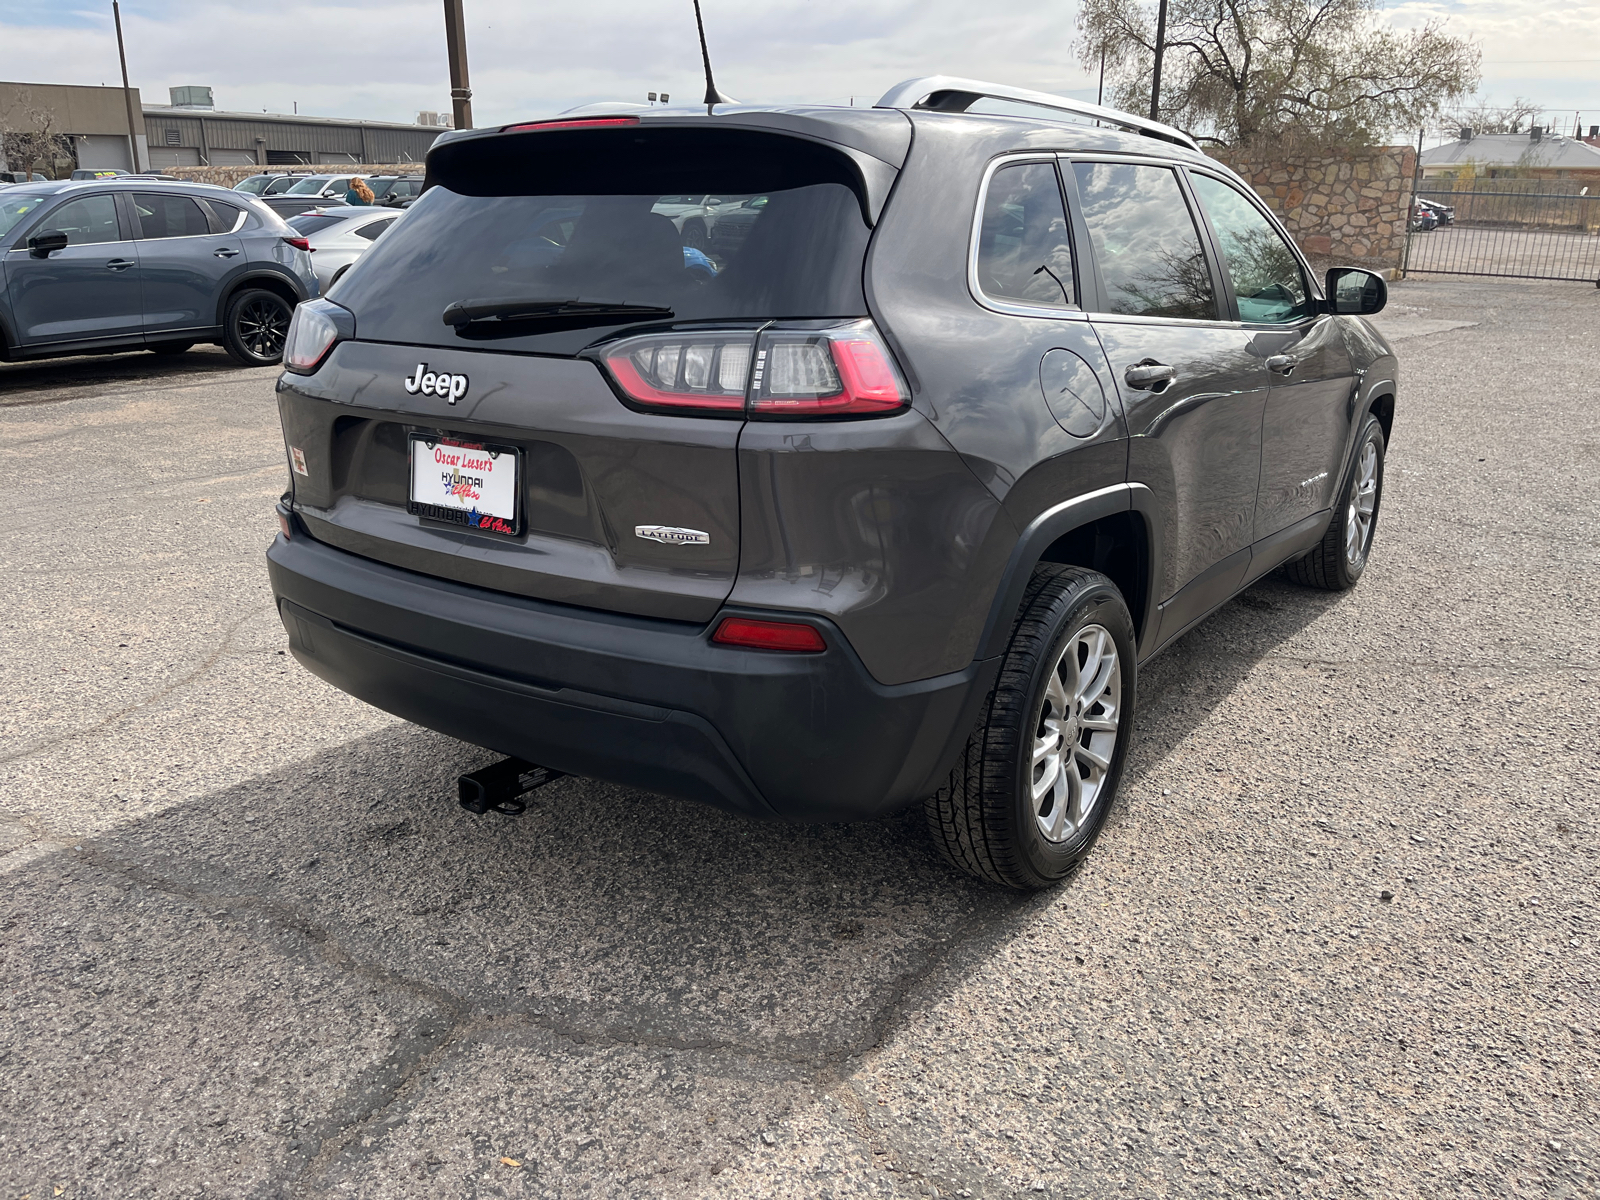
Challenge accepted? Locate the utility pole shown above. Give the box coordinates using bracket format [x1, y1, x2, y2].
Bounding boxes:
[443, 0, 473, 130]
[112, 0, 142, 172]
[1149, 0, 1169, 122]
[1097, 43, 1106, 106]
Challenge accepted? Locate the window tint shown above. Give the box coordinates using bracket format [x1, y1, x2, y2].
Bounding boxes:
[286, 213, 346, 235]
[199, 198, 243, 234]
[132, 193, 212, 239]
[1072, 163, 1217, 320]
[36, 195, 122, 245]
[353, 218, 396, 241]
[1189, 174, 1309, 323]
[975, 162, 1075, 307]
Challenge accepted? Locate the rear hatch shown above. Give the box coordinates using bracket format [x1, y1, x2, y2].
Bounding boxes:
[278, 120, 890, 623]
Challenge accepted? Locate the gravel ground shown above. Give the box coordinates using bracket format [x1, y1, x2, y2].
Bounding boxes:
[1, 280, 1596, 1200]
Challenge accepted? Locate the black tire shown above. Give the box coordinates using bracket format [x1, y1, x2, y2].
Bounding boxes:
[926, 565, 1137, 890]
[222, 288, 293, 367]
[1282, 412, 1386, 591]
[682, 220, 708, 252]
[148, 340, 193, 356]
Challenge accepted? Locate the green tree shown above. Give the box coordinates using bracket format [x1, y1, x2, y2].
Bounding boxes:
[1076, 0, 1480, 147]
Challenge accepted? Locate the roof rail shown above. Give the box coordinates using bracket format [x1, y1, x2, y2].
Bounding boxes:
[874, 76, 1201, 154]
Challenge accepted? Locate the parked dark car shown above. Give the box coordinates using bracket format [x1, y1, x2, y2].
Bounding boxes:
[260, 193, 350, 219]
[0, 179, 317, 366]
[366, 175, 425, 207]
[268, 77, 1395, 889]
[0, 170, 50, 185]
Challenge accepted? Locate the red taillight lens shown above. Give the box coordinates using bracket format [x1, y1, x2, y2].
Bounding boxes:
[277, 509, 292, 540]
[711, 617, 827, 653]
[283, 236, 311, 252]
[501, 117, 641, 132]
[749, 321, 908, 416]
[600, 333, 755, 415]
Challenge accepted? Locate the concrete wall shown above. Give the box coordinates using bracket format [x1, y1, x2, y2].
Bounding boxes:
[1207, 145, 1418, 271]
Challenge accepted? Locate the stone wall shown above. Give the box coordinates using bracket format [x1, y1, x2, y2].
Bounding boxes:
[162, 163, 422, 188]
[1207, 146, 1417, 272]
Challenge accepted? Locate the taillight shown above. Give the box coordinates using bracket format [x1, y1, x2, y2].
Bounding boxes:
[750, 323, 907, 416]
[599, 332, 756, 415]
[592, 320, 908, 420]
[282, 299, 350, 374]
[711, 617, 827, 652]
[283, 236, 311, 252]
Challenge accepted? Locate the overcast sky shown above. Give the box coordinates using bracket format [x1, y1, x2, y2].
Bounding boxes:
[1, 0, 1595, 141]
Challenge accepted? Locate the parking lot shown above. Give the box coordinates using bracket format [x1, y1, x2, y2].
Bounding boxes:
[1, 278, 1596, 1199]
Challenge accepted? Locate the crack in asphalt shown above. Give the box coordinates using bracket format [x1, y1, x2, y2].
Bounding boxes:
[50, 831, 1028, 1192]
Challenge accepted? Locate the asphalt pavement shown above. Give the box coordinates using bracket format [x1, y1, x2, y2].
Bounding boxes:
[1, 280, 1596, 1200]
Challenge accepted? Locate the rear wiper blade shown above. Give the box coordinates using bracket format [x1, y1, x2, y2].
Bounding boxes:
[442, 298, 674, 327]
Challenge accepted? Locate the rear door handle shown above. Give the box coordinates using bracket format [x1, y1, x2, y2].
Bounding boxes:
[1124, 361, 1177, 391]
[213, 248, 240, 258]
[1266, 354, 1296, 376]
[105, 258, 134, 271]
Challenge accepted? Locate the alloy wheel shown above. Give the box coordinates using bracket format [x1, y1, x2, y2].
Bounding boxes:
[1031, 623, 1122, 844]
[238, 297, 290, 361]
[1344, 440, 1379, 565]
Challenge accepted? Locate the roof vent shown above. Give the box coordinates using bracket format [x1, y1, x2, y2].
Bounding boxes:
[169, 85, 213, 109]
[1530, 126, 1543, 142]
[1458, 126, 1472, 141]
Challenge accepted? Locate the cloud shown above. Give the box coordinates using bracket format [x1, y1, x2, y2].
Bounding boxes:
[0, 0, 1094, 124]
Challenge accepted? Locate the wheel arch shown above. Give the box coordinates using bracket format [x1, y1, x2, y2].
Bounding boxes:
[1366, 388, 1395, 443]
[215, 270, 305, 328]
[975, 484, 1163, 664]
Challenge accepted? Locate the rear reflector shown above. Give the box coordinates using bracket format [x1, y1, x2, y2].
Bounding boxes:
[711, 617, 827, 653]
[501, 117, 641, 133]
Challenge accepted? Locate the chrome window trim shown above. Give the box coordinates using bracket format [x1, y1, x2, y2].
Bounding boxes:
[967, 153, 1088, 323]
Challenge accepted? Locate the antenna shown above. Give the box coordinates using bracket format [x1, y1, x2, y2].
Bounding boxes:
[692, 0, 736, 112]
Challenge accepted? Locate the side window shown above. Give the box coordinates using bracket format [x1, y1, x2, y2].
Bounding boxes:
[1071, 163, 1217, 321]
[34, 195, 122, 245]
[132, 193, 212, 239]
[199, 198, 243, 234]
[1189, 174, 1309, 323]
[353, 218, 396, 241]
[975, 162, 1076, 308]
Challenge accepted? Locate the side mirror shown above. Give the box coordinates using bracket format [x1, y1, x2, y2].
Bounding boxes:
[1325, 267, 1387, 316]
[28, 230, 69, 259]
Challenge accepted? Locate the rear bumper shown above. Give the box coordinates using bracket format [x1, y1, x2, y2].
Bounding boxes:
[266, 528, 997, 821]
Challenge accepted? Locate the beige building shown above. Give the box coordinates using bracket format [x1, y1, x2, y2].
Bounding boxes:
[0, 80, 147, 175]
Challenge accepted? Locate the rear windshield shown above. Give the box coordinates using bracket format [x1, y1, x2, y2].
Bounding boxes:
[333, 126, 873, 355]
[285, 177, 333, 195]
[287, 212, 347, 235]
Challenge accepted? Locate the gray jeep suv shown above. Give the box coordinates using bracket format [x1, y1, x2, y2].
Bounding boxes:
[267, 78, 1396, 889]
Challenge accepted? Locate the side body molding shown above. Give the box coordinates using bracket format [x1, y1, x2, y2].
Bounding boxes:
[975, 482, 1163, 662]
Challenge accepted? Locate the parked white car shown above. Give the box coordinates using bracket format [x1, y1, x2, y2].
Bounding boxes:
[285, 207, 404, 291]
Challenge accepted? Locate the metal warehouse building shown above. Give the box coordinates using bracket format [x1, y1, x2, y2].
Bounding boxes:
[141, 92, 443, 168]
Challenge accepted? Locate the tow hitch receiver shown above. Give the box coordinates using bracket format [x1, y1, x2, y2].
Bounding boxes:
[457, 757, 566, 816]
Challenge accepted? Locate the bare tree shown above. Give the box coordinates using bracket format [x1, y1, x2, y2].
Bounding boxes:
[1076, 0, 1480, 148]
[1439, 96, 1541, 136]
[0, 89, 74, 179]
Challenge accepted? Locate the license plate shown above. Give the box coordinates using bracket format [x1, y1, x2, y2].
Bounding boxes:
[407, 434, 519, 536]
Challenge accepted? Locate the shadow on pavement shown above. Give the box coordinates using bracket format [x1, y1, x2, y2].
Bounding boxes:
[0, 568, 1347, 1195]
[0, 344, 264, 403]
